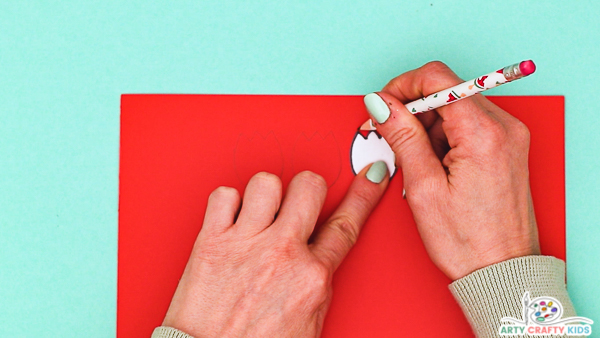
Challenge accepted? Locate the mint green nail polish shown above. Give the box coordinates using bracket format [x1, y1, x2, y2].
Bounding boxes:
[366, 161, 387, 184]
[364, 93, 390, 124]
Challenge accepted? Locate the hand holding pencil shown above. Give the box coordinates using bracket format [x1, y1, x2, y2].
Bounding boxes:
[364, 61, 540, 280]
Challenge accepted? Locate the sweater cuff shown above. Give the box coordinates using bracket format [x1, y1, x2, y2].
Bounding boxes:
[449, 256, 578, 338]
[151, 326, 195, 338]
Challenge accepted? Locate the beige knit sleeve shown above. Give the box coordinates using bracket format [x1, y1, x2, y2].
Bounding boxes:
[151, 326, 195, 338]
[151, 256, 580, 338]
[449, 255, 582, 338]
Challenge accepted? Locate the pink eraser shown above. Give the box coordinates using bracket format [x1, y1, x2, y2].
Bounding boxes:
[519, 60, 536, 76]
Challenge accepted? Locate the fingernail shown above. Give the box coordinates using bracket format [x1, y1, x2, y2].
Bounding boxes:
[402, 188, 406, 199]
[366, 161, 387, 184]
[364, 93, 390, 124]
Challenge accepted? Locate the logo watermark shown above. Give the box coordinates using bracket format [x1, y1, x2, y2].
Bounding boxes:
[499, 292, 593, 336]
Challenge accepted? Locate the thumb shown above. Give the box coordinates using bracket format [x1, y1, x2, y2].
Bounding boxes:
[363, 92, 446, 195]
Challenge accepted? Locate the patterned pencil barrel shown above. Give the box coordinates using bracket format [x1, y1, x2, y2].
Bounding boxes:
[405, 60, 536, 114]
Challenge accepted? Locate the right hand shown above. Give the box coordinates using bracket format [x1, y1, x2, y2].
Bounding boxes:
[364, 61, 541, 280]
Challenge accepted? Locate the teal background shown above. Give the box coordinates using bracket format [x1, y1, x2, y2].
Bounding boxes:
[1, 0, 598, 336]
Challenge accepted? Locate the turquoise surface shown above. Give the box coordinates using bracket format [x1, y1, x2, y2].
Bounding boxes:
[1, 1, 598, 336]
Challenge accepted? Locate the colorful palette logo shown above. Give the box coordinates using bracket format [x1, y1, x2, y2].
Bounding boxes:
[499, 292, 594, 336]
[530, 297, 560, 323]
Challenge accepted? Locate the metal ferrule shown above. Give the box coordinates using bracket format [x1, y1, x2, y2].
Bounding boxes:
[503, 62, 524, 81]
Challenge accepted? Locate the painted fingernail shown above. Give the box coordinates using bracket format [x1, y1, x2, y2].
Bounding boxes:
[364, 93, 390, 124]
[366, 161, 387, 184]
[402, 188, 406, 199]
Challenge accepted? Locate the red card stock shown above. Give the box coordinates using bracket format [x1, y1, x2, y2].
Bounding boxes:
[118, 95, 564, 338]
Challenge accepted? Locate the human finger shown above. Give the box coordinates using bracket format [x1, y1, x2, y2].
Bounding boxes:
[363, 92, 447, 195]
[310, 161, 389, 271]
[203, 186, 241, 233]
[235, 172, 282, 234]
[381, 61, 492, 146]
[275, 171, 327, 241]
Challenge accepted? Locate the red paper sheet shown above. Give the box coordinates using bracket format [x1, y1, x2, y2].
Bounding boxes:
[118, 95, 564, 338]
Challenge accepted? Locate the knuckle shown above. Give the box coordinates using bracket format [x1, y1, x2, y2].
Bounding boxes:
[424, 60, 451, 73]
[387, 124, 421, 152]
[489, 123, 507, 140]
[423, 61, 460, 80]
[511, 120, 531, 144]
[480, 119, 508, 149]
[351, 186, 376, 210]
[308, 263, 330, 287]
[295, 171, 327, 190]
[192, 238, 234, 266]
[327, 215, 360, 248]
[302, 263, 330, 303]
[421, 61, 463, 86]
[405, 177, 438, 206]
[266, 239, 297, 262]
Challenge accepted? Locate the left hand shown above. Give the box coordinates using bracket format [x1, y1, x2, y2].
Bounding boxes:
[162, 164, 388, 337]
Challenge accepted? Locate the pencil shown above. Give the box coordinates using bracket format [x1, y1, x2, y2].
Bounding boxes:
[405, 60, 536, 114]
